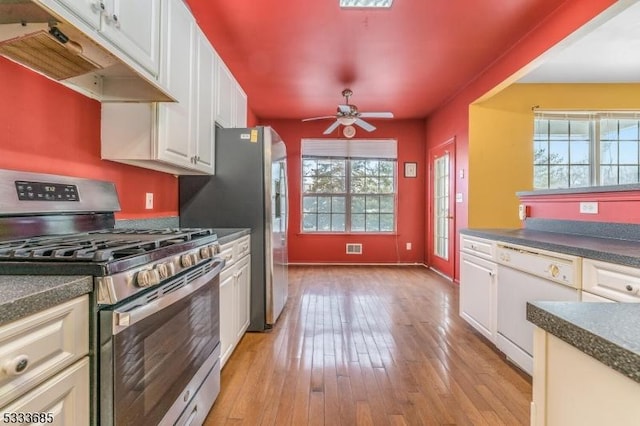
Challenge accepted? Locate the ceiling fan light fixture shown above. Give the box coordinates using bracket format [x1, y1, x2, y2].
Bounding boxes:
[339, 0, 393, 8]
[337, 116, 357, 125]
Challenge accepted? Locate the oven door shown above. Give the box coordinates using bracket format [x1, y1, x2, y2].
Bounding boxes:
[99, 259, 224, 426]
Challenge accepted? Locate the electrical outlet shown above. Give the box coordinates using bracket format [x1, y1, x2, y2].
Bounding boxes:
[406, 242, 412, 250]
[145, 193, 154, 209]
[518, 204, 528, 221]
[579, 201, 598, 214]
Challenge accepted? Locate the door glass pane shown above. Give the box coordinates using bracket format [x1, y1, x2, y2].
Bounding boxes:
[433, 153, 449, 260]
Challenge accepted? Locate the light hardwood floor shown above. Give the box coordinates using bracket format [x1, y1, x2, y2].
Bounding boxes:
[205, 265, 531, 425]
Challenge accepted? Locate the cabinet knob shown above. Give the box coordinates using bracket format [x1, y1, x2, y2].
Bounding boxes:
[3, 354, 29, 376]
[626, 284, 634, 292]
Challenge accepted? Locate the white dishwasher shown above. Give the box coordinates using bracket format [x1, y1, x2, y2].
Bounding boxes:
[495, 243, 581, 375]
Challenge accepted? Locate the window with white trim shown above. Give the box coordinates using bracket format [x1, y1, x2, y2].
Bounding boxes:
[301, 139, 397, 233]
[534, 113, 640, 189]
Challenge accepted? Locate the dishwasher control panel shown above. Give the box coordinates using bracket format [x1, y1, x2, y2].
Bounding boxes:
[496, 243, 581, 288]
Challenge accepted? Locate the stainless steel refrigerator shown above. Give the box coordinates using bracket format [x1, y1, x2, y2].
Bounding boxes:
[179, 126, 288, 331]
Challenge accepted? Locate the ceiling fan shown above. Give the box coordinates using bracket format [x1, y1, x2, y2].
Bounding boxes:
[302, 89, 394, 135]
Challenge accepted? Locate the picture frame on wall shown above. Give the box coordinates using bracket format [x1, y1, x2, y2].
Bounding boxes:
[404, 162, 417, 178]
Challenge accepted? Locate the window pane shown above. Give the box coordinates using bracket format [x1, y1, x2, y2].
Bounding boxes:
[352, 196, 365, 213]
[619, 166, 639, 184]
[600, 165, 617, 185]
[379, 161, 394, 175]
[600, 119, 618, 140]
[365, 196, 379, 213]
[549, 165, 568, 188]
[366, 160, 379, 175]
[570, 121, 590, 140]
[331, 177, 346, 192]
[332, 196, 346, 213]
[303, 196, 317, 212]
[303, 177, 316, 192]
[351, 177, 366, 193]
[352, 160, 366, 176]
[317, 214, 331, 231]
[600, 141, 618, 165]
[317, 196, 332, 213]
[534, 165, 549, 189]
[303, 213, 317, 231]
[379, 177, 394, 193]
[549, 141, 569, 163]
[619, 141, 638, 165]
[618, 120, 639, 140]
[364, 177, 379, 192]
[549, 120, 569, 140]
[380, 195, 394, 212]
[534, 142, 548, 164]
[570, 166, 590, 187]
[351, 213, 365, 231]
[380, 214, 394, 231]
[365, 214, 379, 231]
[302, 160, 317, 176]
[331, 214, 346, 231]
[570, 141, 589, 164]
[534, 120, 548, 140]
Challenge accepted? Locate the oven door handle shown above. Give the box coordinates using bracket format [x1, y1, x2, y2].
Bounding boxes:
[111, 258, 225, 335]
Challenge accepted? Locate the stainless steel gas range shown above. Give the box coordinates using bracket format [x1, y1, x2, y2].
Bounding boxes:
[0, 170, 224, 425]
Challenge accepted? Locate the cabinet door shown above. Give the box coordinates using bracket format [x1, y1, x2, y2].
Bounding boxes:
[216, 60, 235, 128]
[1, 358, 89, 425]
[46, 0, 102, 29]
[219, 271, 236, 368]
[460, 253, 496, 342]
[157, 0, 195, 169]
[235, 256, 251, 338]
[193, 29, 216, 174]
[100, 0, 161, 75]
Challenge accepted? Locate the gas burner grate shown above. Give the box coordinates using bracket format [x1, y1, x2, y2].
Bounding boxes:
[0, 228, 215, 262]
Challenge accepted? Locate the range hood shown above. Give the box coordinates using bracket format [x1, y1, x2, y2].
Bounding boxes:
[0, 0, 173, 102]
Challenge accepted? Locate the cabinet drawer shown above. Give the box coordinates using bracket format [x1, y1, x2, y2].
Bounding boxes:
[235, 236, 251, 259]
[583, 259, 640, 302]
[0, 296, 89, 406]
[218, 244, 235, 270]
[460, 235, 495, 260]
[0, 357, 89, 425]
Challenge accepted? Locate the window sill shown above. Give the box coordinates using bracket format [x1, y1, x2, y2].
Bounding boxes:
[297, 232, 397, 236]
[517, 183, 640, 197]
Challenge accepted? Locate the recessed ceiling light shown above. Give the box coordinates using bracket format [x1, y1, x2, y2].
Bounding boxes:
[340, 0, 393, 8]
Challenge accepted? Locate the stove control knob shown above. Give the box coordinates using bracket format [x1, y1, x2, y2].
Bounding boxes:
[212, 243, 221, 255]
[156, 263, 172, 280]
[180, 254, 193, 268]
[200, 246, 215, 259]
[137, 269, 160, 287]
[190, 253, 200, 264]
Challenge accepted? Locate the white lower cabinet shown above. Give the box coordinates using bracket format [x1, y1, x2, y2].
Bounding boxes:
[219, 236, 251, 368]
[531, 329, 640, 426]
[0, 295, 89, 423]
[459, 236, 497, 343]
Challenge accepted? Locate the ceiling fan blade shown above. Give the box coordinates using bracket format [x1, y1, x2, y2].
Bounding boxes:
[302, 115, 336, 122]
[355, 118, 376, 132]
[359, 112, 394, 118]
[323, 120, 340, 135]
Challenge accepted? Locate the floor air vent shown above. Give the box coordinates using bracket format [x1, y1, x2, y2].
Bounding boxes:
[346, 243, 362, 254]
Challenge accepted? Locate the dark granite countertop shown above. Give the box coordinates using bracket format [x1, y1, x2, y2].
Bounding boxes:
[461, 228, 640, 268]
[527, 301, 640, 384]
[214, 228, 251, 245]
[0, 275, 93, 326]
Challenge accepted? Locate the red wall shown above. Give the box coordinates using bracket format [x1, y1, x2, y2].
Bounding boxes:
[519, 191, 640, 223]
[0, 57, 178, 219]
[261, 119, 426, 264]
[424, 0, 618, 280]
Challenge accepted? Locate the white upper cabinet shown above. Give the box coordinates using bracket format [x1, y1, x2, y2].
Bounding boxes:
[156, 0, 196, 170]
[40, 0, 161, 76]
[193, 29, 217, 173]
[99, 0, 161, 75]
[234, 83, 248, 127]
[216, 61, 235, 129]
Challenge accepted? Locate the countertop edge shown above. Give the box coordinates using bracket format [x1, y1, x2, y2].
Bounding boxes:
[215, 228, 251, 245]
[460, 228, 640, 268]
[527, 302, 640, 384]
[0, 276, 93, 326]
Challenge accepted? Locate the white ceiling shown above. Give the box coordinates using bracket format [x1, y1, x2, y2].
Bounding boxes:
[519, 1, 640, 83]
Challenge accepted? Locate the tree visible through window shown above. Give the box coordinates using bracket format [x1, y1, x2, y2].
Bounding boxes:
[534, 113, 640, 189]
[301, 139, 397, 233]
